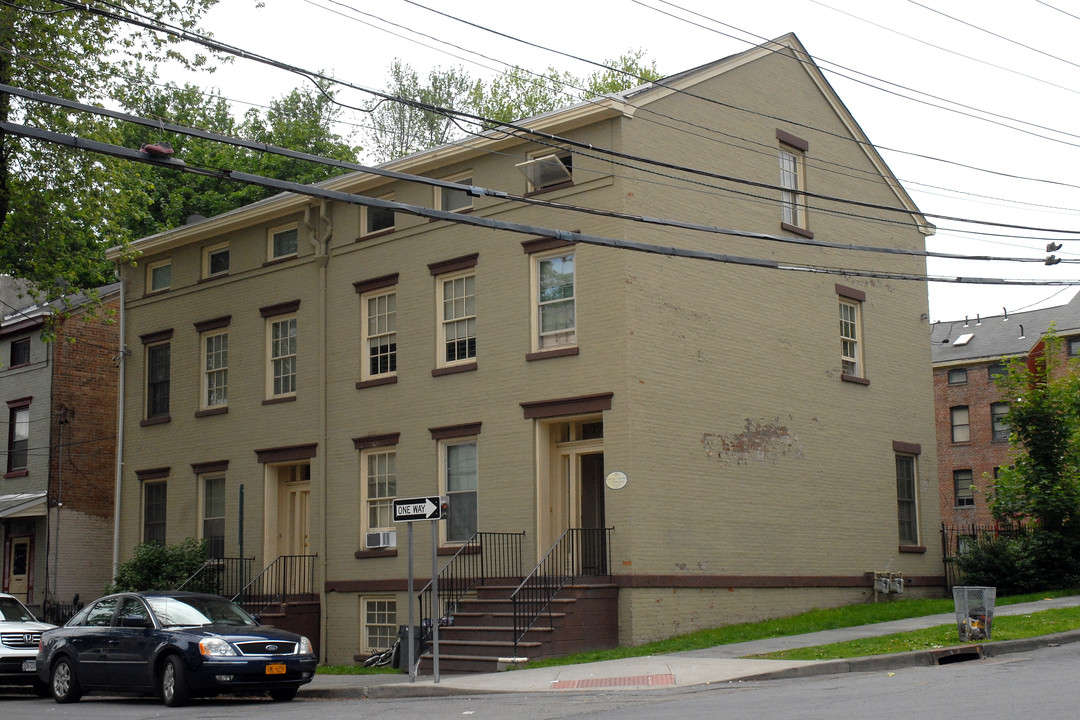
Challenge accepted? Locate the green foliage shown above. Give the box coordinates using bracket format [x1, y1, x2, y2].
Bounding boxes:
[956, 533, 1041, 595]
[106, 538, 208, 594]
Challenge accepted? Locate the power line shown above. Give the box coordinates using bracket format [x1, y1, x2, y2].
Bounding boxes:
[7, 117, 1078, 288]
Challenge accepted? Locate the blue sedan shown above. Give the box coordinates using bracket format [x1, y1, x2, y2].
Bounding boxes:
[36, 591, 317, 706]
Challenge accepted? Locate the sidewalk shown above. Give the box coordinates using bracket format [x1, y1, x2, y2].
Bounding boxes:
[303, 595, 1080, 699]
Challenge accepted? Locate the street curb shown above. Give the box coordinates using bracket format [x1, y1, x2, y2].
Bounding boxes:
[299, 628, 1080, 699]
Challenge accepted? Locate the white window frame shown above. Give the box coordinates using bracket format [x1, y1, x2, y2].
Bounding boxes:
[146, 258, 171, 293]
[202, 242, 230, 278]
[896, 454, 919, 546]
[951, 406, 970, 443]
[437, 270, 476, 368]
[267, 314, 297, 398]
[839, 299, 862, 378]
[7, 403, 29, 472]
[518, 148, 573, 193]
[362, 449, 397, 535]
[435, 173, 473, 213]
[360, 196, 396, 238]
[440, 438, 478, 545]
[201, 329, 228, 409]
[361, 289, 397, 381]
[360, 596, 398, 654]
[199, 475, 226, 558]
[531, 249, 576, 352]
[268, 223, 299, 261]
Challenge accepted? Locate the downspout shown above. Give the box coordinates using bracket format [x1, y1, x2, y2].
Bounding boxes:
[111, 269, 126, 577]
[305, 201, 331, 662]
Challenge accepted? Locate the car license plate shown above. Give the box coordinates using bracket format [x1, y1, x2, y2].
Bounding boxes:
[265, 663, 286, 675]
[22, 660, 36, 672]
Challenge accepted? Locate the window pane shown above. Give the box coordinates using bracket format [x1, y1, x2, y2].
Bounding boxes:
[948, 368, 967, 385]
[442, 275, 476, 363]
[144, 482, 167, 544]
[366, 451, 396, 531]
[951, 406, 970, 443]
[367, 206, 395, 234]
[441, 183, 471, 212]
[8, 407, 28, 470]
[209, 248, 230, 275]
[273, 228, 298, 257]
[150, 263, 171, 291]
[271, 318, 297, 395]
[366, 293, 397, 376]
[954, 470, 974, 507]
[147, 344, 170, 417]
[10, 338, 29, 366]
[364, 599, 397, 652]
[991, 403, 1009, 442]
[205, 333, 228, 406]
[203, 477, 225, 558]
[895, 456, 917, 545]
[446, 442, 477, 542]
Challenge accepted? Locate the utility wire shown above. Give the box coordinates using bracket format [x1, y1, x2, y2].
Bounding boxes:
[6, 117, 1078, 287]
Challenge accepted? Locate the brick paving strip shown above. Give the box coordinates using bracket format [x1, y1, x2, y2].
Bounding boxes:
[550, 674, 676, 689]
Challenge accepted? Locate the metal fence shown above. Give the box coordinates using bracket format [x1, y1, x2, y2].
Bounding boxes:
[418, 531, 524, 623]
[941, 523, 1028, 590]
[176, 557, 254, 598]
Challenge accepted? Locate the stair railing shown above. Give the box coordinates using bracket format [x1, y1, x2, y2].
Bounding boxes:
[176, 557, 253, 598]
[510, 527, 612, 656]
[232, 554, 317, 618]
[418, 532, 524, 624]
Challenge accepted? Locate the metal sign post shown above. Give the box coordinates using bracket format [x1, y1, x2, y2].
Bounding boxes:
[394, 497, 444, 683]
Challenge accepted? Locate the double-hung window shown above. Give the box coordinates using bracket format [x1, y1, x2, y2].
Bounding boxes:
[202, 476, 226, 558]
[535, 250, 576, 351]
[437, 174, 473, 213]
[443, 439, 478, 543]
[362, 598, 397, 653]
[10, 337, 29, 367]
[361, 197, 395, 238]
[195, 316, 231, 411]
[364, 292, 397, 379]
[269, 316, 297, 397]
[269, 224, 298, 261]
[954, 469, 975, 507]
[143, 481, 167, 544]
[991, 402, 1009, 442]
[777, 129, 810, 234]
[364, 450, 396, 533]
[836, 285, 866, 382]
[203, 243, 230, 278]
[146, 259, 171, 293]
[896, 454, 919, 546]
[951, 406, 970, 443]
[141, 329, 173, 422]
[441, 273, 476, 364]
[6, 398, 30, 473]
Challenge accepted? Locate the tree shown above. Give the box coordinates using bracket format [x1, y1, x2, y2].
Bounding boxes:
[106, 538, 208, 593]
[988, 330, 1080, 587]
[0, 0, 223, 302]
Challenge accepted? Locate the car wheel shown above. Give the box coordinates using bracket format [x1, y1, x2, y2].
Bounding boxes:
[269, 686, 298, 702]
[160, 655, 191, 707]
[50, 657, 82, 703]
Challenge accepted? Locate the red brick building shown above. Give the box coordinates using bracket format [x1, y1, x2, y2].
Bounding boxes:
[932, 291, 1080, 528]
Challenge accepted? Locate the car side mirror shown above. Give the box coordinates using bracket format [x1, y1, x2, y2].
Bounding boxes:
[120, 615, 152, 628]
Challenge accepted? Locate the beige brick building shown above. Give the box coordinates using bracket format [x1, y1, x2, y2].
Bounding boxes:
[109, 35, 942, 665]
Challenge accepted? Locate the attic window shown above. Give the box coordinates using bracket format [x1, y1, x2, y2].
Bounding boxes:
[517, 152, 573, 193]
[953, 333, 974, 346]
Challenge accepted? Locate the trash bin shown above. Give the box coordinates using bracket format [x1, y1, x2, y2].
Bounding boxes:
[953, 586, 996, 641]
[393, 625, 429, 670]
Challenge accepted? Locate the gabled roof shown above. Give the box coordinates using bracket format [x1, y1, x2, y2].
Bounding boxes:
[930, 290, 1080, 365]
[109, 34, 930, 257]
[0, 281, 121, 338]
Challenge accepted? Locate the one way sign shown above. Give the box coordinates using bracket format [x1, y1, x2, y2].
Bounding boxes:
[393, 496, 443, 522]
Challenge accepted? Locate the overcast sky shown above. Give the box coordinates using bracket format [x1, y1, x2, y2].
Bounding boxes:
[163, 0, 1080, 323]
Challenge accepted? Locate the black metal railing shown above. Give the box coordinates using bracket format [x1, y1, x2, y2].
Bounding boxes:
[510, 527, 612, 655]
[176, 557, 254, 598]
[418, 532, 525, 624]
[42, 597, 84, 626]
[942, 523, 1027, 589]
[232, 554, 317, 617]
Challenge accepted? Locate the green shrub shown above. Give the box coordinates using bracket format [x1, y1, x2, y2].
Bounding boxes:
[956, 533, 1041, 595]
[106, 538, 208, 594]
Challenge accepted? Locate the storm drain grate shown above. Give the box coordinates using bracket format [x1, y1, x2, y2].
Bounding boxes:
[551, 674, 676, 689]
[931, 645, 985, 665]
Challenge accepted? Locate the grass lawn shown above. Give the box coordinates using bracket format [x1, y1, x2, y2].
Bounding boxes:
[519, 588, 1080, 669]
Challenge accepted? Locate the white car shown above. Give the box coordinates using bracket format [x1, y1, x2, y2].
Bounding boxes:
[0, 593, 53, 696]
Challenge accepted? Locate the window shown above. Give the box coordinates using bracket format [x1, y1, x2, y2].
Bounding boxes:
[85, 597, 120, 627]
[363, 450, 396, 533]
[269, 224, 298, 260]
[363, 291, 397, 380]
[437, 175, 473, 213]
[202, 476, 225, 558]
[534, 251, 576, 350]
[954, 469, 974, 507]
[950, 405, 976, 444]
[361, 199, 395, 237]
[203, 243, 229, 278]
[895, 455, 918, 546]
[947, 368, 968, 385]
[268, 316, 297, 397]
[1069, 337, 1080, 356]
[440, 273, 476, 366]
[839, 300, 861, 377]
[147, 259, 171, 293]
[777, 130, 809, 230]
[951, 406, 970, 443]
[10, 338, 29, 367]
[202, 331, 228, 408]
[361, 598, 397, 653]
[146, 343, 171, 419]
[517, 150, 573, 193]
[143, 481, 167, 544]
[6, 402, 29, 472]
[988, 362, 1008, 381]
[443, 440, 478, 543]
[991, 402, 1009, 442]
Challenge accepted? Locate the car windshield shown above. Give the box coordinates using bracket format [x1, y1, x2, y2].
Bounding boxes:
[146, 596, 258, 628]
[0, 597, 35, 622]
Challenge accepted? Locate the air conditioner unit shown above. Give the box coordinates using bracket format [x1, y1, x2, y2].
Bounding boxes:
[365, 531, 397, 549]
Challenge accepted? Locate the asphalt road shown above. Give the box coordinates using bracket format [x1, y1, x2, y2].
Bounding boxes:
[2, 640, 1077, 719]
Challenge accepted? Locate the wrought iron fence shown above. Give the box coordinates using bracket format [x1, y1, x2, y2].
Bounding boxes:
[42, 598, 83, 626]
[418, 531, 524, 623]
[942, 523, 1028, 589]
[511, 527, 612, 655]
[232, 554, 317, 617]
[176, 557, 254, 598]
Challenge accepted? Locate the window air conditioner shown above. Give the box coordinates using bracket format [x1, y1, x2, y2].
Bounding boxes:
[365, 531, 397, 549]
